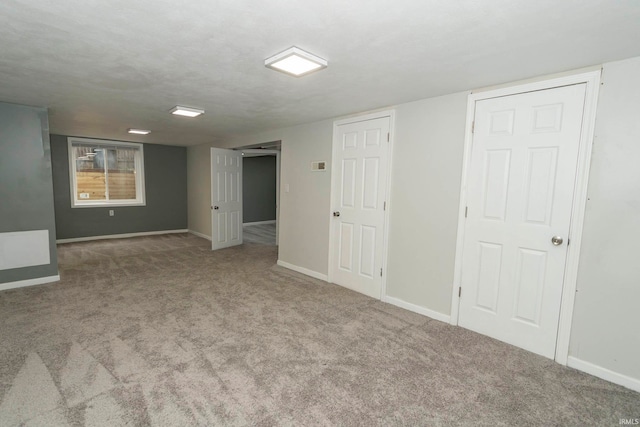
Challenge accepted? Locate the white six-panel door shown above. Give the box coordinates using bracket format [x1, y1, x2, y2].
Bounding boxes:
[211, 148, 242, 250]
[330, 116, 390, 299]
[459, 84, 587, 359]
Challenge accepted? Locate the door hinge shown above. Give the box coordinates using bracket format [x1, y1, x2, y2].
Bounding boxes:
[383, 201, 386, 211]
[380, 268, 383, 277]
[465, 206, 468, 218]
[387, 133, 390, 142]
[471, 121, 475, 133]
[458, 287, 462, 298]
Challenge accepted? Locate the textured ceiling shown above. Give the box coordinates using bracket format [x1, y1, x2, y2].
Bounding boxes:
[1, 0, 640, 146]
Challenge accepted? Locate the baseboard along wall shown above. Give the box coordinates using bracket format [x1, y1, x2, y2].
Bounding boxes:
[243, 220, 276, 226]
[382, 295, 451, 323]
[0, 274, 60, 292]
[275, 260, 451, 325]
[188, 230, 212, 241]
[567, 356, 640, 393]
[276, 260, 328, 282]
[56, 229, 189, 244]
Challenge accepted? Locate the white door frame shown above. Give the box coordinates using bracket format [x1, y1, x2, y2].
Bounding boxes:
[328, 109, 396, 299]
[450, 70, 601, 365]
[240, 149, 281, 245]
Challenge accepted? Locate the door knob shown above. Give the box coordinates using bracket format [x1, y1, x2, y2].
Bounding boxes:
[333, 211, 340, 217]
[551, 236, 563, 246]
[213, 206, 219, 210]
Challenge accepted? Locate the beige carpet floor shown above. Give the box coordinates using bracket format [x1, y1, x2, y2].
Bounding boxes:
[0, 233, 637, 426]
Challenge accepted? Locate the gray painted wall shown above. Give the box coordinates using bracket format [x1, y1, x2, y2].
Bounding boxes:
[0, 102, 58, 284]
[243, 156, 276, 223]
[51, 135, 187, 239]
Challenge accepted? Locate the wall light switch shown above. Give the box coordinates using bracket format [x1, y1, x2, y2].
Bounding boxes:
[109, 210, 114, 217]
[285, 184, 290, 193]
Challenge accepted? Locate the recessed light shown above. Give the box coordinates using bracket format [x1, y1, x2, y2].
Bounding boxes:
[170, 106, 205, 117]
[265, 46, 327, 77]
[128, 128, 151, 135]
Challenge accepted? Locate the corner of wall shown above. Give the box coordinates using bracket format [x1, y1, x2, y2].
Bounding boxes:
[187, 143, 213, 238]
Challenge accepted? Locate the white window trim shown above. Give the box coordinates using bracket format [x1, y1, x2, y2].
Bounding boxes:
[68, 137, 146, 208]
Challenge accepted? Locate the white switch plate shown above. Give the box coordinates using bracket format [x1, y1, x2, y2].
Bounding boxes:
[109, 210, 114, 216]
[311, 161, 326, 171]
[285, 184, 290, 193]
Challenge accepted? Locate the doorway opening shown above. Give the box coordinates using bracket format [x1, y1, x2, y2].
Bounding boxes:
[210, 143, 281, 250]
[236, 142, 280, 247]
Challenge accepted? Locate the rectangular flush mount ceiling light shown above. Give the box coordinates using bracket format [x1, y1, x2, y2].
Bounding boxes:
[170, 106, 205, 117]
[128, 128, 151, 135]
[265, 46, 327, 77]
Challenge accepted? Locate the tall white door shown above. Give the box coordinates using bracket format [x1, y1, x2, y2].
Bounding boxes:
[330, 116, 390, 299]
[211, 148, 242, 250]
[458, 84, 587, 358]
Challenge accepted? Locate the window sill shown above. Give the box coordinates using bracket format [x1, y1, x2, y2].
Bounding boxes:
[71, 201, 146, 209]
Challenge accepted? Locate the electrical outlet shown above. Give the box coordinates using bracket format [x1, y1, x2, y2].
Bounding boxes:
[109, 210, 114, 217]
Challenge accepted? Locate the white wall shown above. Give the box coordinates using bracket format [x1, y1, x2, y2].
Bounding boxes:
[385, 92, 468, 316]
[187, 55, 640, 388]
[187, 143, 214, 238]
[273, 120, 333, 275]
[207, 98, 469, 286]
[190, 119, 334, 276]
[569, 56, 640, 383]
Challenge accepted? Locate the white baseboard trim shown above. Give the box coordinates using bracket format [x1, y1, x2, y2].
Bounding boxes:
[276, 260, 328, 282]
[567, 356, 640, 393]
[0, 274, 60, 292]
[188, 230, 212, 241]
[382, 295, 452, 323]
[243, 220, 276, 226]
[56, 229, 189, 244]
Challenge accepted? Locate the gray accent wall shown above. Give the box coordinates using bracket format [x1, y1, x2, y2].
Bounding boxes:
[51, 135, 187, 239]
[243, 156, 276, 223]
[0, 102, 58, 284]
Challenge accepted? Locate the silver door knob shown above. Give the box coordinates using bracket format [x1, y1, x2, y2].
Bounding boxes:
[551, 236, 563, 246]
[214, 206, 219, 210]
[333, 211, 340, 217]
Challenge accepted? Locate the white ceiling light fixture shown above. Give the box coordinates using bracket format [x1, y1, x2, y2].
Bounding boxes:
[265, 46, 327, 77]
[170, 106, 205, 117]
[128, 128, 151, 135]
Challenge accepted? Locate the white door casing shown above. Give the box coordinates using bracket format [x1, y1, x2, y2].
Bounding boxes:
[211, 148, 243, 250]
[329, 113, 392, 299]
[456, 83, 589, 359]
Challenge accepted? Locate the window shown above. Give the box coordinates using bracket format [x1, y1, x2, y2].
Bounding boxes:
[68, 137, 145, 207]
